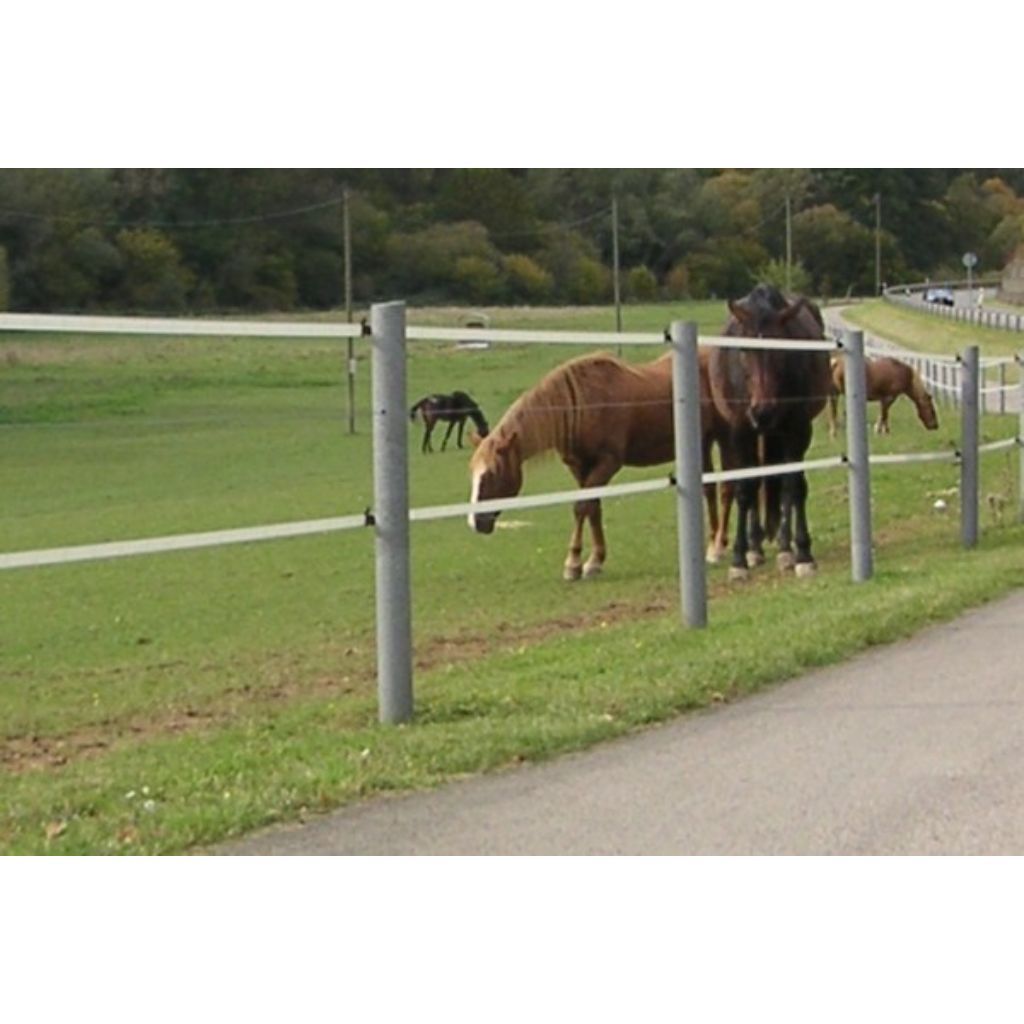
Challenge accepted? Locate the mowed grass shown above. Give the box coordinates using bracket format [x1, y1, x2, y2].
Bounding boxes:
[844, 299, 1024, 369]
[1, 300, 1022, 854]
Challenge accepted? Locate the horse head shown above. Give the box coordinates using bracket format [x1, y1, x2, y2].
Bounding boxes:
[467, 430, 523, 534]
[724, 288, 819, 431]
[917, 389, 940, 430]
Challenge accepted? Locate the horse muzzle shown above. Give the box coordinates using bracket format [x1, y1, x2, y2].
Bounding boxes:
[747, 403, 778, 431]
[470, 511, 498, 534]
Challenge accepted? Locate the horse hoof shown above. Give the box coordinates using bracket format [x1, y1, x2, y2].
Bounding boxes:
[777, 551, 795, 573]
[706, 545, 722, 565]
[563, 565, 582, 582]
[795, 561, 817, 579]
[582, 562, 603, 579]
[746, 551, 765, 569]
[728, 566, 750, 583]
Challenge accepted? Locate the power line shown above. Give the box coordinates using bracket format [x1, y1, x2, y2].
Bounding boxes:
[0, 194, 348, 230]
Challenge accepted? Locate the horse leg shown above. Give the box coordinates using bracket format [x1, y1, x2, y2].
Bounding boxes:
[562, 459, 589, 581]
[703, 436, 726, 564]
[730, 477, 758, 582]
[789, 421, 817, 577]
[761, 433, 793, 572]
[729, 433, 759, 582]
[455, 416, 466, 448]
[717, 482, 734, 562]
[422, 419, 435, 454]
[580, 456, 621, 578]
[792, 471, 816, 577]
[440, 419, 457, 451]
[563, 506, 587, 581]
[874, 399, 891, 435]
[776, 471, 797, 573]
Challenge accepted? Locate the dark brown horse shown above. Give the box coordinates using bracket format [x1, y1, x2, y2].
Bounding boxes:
[409, 390, 489, 453]
[708, 284, 832, 580]
[827, 356, 939, 437]
[467, 350, 722, 580]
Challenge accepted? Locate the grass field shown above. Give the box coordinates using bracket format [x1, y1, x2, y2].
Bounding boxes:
[2, 299, 1023, 854]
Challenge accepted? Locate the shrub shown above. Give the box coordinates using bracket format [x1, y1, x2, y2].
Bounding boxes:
[504, 253, 554, 303]
[115, 229, 193, 312]
[386, 221, 498, 295]
[663, 263, 690, 300]
[627, 265, 657, 301]
[453, 255, 504, 303]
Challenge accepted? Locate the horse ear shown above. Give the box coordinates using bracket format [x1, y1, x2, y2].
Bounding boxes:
[728, 299, 750, 325]
[494, 430, 518, 455]
[779, 297, 806, 325]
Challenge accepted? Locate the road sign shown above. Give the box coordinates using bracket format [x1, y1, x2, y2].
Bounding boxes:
[962, 252, 978, 269]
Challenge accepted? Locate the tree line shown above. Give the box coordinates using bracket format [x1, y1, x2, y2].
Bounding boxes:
[1, 168, 1022, 314]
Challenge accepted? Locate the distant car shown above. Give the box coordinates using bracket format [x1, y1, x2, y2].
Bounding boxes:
[923, 287, 955, 306]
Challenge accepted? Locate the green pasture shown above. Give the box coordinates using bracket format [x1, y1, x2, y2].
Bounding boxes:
[845, 301, 1024, 369]
[2, 299, 1023, 854]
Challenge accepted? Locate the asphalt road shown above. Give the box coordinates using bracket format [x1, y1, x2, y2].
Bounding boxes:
[220, 588, 1024, 856]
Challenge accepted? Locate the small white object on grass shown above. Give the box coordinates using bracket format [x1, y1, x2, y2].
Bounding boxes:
[933, 498, 947, 512]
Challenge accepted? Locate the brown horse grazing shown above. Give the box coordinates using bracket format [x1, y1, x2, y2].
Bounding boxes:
[827, 356, 939, 437]
[409, 390, 489, 453]
[708, 284, 832, 580]
[467, 350, 721, 580]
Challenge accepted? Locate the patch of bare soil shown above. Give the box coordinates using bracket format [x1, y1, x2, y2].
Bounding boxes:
[1, 595, 673, 776]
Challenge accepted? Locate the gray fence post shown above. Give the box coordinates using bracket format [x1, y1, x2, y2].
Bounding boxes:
[960, 345, 980, 549]
[843, 330, 874, 582]
[670, 320, 707, 628]
[371, 300, 413, 723]
[999, 361, 1007, 415]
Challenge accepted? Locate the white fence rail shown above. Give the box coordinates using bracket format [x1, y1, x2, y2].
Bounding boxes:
[2, 309, 1022, 723]
[884, 279, 1024, 334]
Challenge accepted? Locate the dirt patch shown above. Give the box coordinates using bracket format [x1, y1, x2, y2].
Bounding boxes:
[1, 595, 673, 776]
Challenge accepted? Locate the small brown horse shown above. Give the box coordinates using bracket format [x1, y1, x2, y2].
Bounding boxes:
[409, 390, 489, 453]
[467, 350, 721, 580]
[827, 356, 939, 437]
[708, 284, 832, 580]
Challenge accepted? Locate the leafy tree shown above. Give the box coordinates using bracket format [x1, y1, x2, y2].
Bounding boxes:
[115, 229, 193, 312]
[687, 236, 770, 299]
[453, 255, 504, 303]
[755, 257, 812, 296]
[386, 221, 498, 297]
[504, 253, 553, 303]
[663, 262, 690, 300]
[0, 246, 8, 310]
[791, 204, 875, 296]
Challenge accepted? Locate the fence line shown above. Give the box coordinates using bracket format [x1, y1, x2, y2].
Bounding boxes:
[884, 279, 1024, 335]
[0, 312, 366, 340]
[3, 309, 1023, 724]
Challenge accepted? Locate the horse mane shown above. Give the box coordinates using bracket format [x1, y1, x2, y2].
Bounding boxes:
[483, 359, 583, 459]
[472, 353, 634, 470]
[907, 365, 932, 402]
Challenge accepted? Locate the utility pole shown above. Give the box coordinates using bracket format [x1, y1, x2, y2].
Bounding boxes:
[344, 186, 355, 434]
[612, 193, 622, 355]
[785, 192, 793, 293]
[874, 192, 882, 296]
